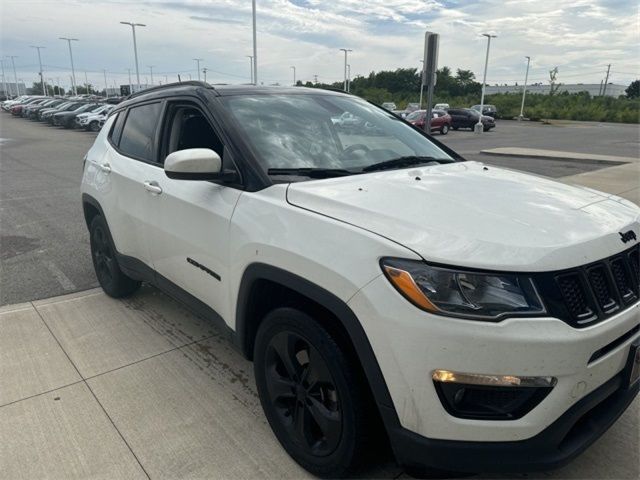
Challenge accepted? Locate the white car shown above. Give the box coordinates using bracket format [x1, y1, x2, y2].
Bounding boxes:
[76, 104, 115, 131]
[81, 82, 640, 478]
[434, 103, 450, 110]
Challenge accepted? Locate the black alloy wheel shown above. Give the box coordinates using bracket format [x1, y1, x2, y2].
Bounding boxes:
[264, 330, 343, 457]
[89, 215, 140, 298]
[254, 307, 376, 478]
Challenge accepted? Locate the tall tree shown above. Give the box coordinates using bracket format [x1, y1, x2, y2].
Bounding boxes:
[625, 80, 639, 99]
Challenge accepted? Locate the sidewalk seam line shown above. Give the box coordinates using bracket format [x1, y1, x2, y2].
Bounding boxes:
[31, 301, 152, 480]
[0, 380, 85, 409]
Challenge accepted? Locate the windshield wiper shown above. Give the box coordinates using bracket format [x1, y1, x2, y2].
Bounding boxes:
[267, 167, 355, 179]
[362, 156, 454, 173]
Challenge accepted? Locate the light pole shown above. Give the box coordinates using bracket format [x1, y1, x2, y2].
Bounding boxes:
[59, 38, 78, 95]
[56, 77, 61, 96]
[252, 0, 258, 85]
[418, 59, 424, 108]
[202, 67, 208, 83]
[0, 59, 9, 98]
[8, 55, 19, 96]
[120, 21, 145, 91]
[84, 71, 89, 93]
[126, 68, 133, 95]
[246, 55, 253, 84]
[193, 58, 203, 81]
[290, 66, 296, 86]
[339, 48, 352, 91]
[103, 69, 109, 97]
[148, 65, 155, 85]
[347, 64, 351, 92]
[475, 33, 496, 134]
[518, 56, 531, 120]
[30, 46, 47, 96]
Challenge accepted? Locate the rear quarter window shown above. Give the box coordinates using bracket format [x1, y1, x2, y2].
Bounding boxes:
[118, 102, 162, 162]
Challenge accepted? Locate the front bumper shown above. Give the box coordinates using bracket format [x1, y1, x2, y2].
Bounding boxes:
[390, 370, 638, 473]
[348, 273, 639, 462]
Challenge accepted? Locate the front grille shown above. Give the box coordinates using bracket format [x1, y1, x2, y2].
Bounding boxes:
[544, 244, 639, 327]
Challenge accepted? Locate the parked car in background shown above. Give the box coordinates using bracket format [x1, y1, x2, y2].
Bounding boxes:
[471, 104, 498, 118]
[9, 97, 46, 115]
[381, 101, 397, 111]
[434, 103, 450, 110]
[405, 102, 420, 113]
[41, 102, 85, 123]
[24, 98, 66, 119]
[53, 103, 102, 128]
[76, 104, 115, 131]
[406, 109, 452, 134]
[448, 107, 495, 131]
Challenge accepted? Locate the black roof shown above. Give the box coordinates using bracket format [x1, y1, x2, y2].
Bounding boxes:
[118, 81, 348, 110]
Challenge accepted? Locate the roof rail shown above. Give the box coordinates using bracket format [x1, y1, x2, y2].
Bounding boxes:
[126, 80, 212, 100]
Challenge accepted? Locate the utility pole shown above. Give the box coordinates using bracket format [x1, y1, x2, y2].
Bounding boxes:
[202, 67, 208, 83]
[339, 48, 352, 91]
[148, 65, 154, 85]
[347, 64, 351, 92]
[84, 71, 89, 93]
[193, 58, 203, 81]
[252, 0, 258, 85]
[8, 56, 19, 96]
[30, 46, 47, 96]
[518, 56, 531, 120]
[56, 77, 61, 96]
[103, 69, 109, 97]
[598, 79, 603, 96]
[313, 74, 318, 84]
[290, 66, 296, 86]
[602, 64, 611, 96]
[59, 38, 79, 95]
[475, 33, 496, 134]
[246, 56, 253, 84]
[120, 22, 146, 90]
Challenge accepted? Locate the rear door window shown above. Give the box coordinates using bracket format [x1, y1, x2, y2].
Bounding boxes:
[118, 102, 162, 163]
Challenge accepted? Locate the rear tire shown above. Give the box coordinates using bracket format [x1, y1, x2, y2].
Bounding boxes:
[254, 307, 375, 478]
[452, 126, 458, 131]
[89, 215, 140, 298]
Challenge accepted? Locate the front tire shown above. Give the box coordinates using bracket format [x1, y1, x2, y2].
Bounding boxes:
[89, 120, 100, 132]
[440, 124, 449, 135]
[89, 215, 140, 298]
[254, 307, 374, 478]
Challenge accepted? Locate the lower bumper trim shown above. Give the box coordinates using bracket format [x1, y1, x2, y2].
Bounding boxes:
[389, 371, 639, 473]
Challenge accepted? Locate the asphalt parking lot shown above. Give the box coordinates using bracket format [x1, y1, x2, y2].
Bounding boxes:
[1, 114, 639, 479]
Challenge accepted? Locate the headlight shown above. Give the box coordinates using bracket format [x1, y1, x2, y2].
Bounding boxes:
[380, 258, 545, 320]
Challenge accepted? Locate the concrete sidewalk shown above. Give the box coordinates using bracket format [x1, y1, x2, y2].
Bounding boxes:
[1, 286, 638, 479]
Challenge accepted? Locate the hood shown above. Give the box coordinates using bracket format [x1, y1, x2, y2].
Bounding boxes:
[286, 161, 639, 271]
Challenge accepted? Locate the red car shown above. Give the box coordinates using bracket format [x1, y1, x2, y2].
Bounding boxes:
[406, 109, 452, 135]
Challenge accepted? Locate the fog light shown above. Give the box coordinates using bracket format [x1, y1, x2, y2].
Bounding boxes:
[433, 370, 556, 420]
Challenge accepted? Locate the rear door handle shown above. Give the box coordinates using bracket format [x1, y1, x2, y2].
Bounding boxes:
[143, 181, 163, 195]
[99, 163, 111, 174]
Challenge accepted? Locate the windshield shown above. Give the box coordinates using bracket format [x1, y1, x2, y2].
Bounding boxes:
[222, 94, 454, 172]
[405, 110, 424, 121]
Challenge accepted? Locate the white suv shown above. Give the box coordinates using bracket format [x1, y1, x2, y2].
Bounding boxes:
[81, 82, 640, 478]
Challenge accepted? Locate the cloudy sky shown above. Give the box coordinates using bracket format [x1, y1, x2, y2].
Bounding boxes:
[1, 0, 638, 91]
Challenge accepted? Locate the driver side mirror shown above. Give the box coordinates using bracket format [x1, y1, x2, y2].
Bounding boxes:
[164, 148, 235, 182]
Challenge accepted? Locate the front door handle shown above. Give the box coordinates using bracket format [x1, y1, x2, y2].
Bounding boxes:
[99, 163, 111, 174]
[143, 181, 163, 195]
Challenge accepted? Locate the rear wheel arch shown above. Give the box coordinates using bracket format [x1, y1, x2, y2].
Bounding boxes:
[235, 263, 400, 435]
